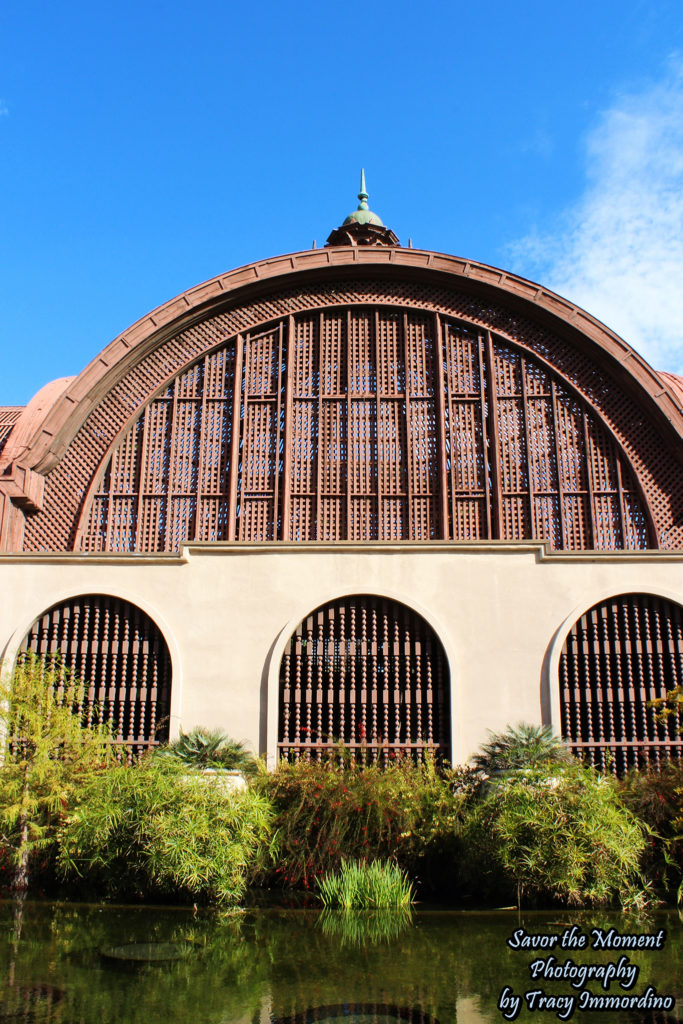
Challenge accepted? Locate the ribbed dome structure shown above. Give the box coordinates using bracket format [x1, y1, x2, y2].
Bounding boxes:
[1, 247, 679, 553]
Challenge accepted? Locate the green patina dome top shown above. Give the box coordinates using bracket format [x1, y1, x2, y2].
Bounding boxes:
[343, 169, 384, 227]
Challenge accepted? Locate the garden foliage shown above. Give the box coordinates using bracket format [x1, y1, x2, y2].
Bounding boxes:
[649, 686, 683, 730]
[0, 686, 667, 908]
[59, 757, 274, 903]
[0, 654, 114, 893]
[618, 763, 683, 901]
[459, 760, 647, 907]
[254, 755, 464, 890]
[154, 727, 259, 776]
[471, 723, 572, 782]
[254, 735, 654, 907]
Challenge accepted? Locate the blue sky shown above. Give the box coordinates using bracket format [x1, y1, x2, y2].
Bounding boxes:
[2, 0, 683, 405]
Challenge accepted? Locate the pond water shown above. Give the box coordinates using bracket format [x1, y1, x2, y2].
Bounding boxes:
[1, 901, 682, 1024]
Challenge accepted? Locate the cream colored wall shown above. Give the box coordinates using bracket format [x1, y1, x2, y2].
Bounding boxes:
[1, 542, 681, 765]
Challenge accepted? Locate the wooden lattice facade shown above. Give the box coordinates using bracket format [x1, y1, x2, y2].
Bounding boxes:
[0, 254, 677, 555]
[78, 311, 651, 552]
[19, 595, 172, 759]
[560, 594, 683, 773]
[1, 246, 681, 771]
[278, 595, 450, 763]
[0, 407, 22, 459]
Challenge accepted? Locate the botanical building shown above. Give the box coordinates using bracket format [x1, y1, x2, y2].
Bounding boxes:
[1, 179, 682, 772]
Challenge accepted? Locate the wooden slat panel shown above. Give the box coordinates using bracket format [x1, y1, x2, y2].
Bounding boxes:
[19, 595, 172, 760]
[278, 594, 451, 764]
[560, 593, 683, 773]
[82, 310, 653, 551]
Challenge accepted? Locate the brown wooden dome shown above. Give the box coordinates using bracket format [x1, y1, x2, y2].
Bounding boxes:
[1, 247, 681, 553]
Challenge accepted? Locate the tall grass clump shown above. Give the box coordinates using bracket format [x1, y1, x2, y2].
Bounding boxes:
[317, 859, 415, 908]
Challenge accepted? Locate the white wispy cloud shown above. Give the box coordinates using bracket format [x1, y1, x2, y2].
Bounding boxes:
[507, 62, 683, 375]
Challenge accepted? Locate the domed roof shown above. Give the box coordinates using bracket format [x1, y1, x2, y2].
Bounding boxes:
[343, 169, 384, 227]
[659, 371, 683, 407]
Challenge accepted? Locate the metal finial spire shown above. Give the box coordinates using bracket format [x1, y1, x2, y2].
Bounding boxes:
[327, 169, 399, 246]
[357, 168, 369, 210]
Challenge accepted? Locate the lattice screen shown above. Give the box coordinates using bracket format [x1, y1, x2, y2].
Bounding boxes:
[278, 595, 450, 763]
[19, 595, 172, 759]
[559, 593, 683, 773]
[81, 310, 651, 552]
[0, 407, 21, 458]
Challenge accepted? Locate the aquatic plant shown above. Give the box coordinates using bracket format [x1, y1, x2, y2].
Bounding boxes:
[316, 859, 415, 909]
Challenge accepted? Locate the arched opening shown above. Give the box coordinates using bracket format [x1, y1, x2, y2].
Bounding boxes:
[559, 593, 683, 773]
[278, 595, 451, 763]
[78, 309, 653, 553]
[19, 594, 172, 759]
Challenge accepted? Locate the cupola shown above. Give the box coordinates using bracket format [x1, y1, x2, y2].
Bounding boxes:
[326, 170, 400, 247]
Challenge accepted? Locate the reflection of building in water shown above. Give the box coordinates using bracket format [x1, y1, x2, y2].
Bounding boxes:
[1, 176, 682, 772]
[271, 1006, 442, 1024]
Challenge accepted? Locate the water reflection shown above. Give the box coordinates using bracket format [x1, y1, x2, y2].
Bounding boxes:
[0, 902, 680, 1024]
[317, 909, 413, 947]
[271, 1005, 441, 1024]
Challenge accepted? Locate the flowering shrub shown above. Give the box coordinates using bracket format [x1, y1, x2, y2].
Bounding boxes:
[618, 763, 683, 900]
[256, 735, 653, 907]
[253, 756, 461, 889]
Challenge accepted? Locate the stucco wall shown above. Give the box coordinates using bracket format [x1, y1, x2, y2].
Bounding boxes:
[1, 542, 681, 765]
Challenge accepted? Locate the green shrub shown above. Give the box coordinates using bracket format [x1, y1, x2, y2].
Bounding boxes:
[0, 653, 115, 894]
[154, 727, 259, 775]
[317, 859, 414, 908]
[254, 735, 649, 908]
[59, 757, 274, 903]
[253, 756, 462, 890]
[460, 761, 648, 907]
[471, 723, 572, 784]
[649, 685, 683, 731]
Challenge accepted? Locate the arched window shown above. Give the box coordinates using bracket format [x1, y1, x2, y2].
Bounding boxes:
[19, 595, 172, 759]
[278, 595, 450, 763]
[559, 593, 683, 773]
[79, 311, 651, 552]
